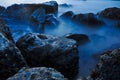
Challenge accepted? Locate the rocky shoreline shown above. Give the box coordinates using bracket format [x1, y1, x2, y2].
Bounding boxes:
[0, 1, 120, 80]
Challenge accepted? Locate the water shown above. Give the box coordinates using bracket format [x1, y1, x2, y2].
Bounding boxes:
[1, 0, 120, 78]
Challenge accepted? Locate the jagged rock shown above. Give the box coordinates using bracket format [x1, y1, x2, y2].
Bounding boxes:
[0, 6, 5, 15]
[2, 1, 58, 20]
[0, 33, 27, 80]
[97, 7, 120, 20]
[7, 67, 65, 80]
[0, 18, 14, 43]
[65, 33, 90, 46]
[16, 33, 79, 79]
[91, 48, 120, 80]
[72, 13, 104, 27]
[60, 11, 74, 20]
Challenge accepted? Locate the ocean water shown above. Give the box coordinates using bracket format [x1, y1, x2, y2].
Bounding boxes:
[1, 0, 120, 78]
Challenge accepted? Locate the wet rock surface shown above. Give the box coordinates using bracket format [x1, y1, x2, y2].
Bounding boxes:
[16, 33, 79, 79]
[7, 67, 65, 80]
[91, 48, 120, 80]
[65, 33, 90, 46]
[97, 7, 120, 20]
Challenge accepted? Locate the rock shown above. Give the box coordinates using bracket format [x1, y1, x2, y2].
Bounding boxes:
[31, 8, 59, 33]
[72, 13, 104, 27]
[60, 11, 74, 20]
[65, 33, 90, 46]
[0, 6, 5, 15]
[16, 33, 79, 79]
[2, 1, 58, 20]
[0, 33, 27, 80]
[97, 7, 120, 20]
[45, 14, 59, 27]
[7, 67, 65, 80]
[30, 8, 46, 33]
[0, 18, 14, 43]
[91, 48, 120, 80]
[59, 3, 72, 8]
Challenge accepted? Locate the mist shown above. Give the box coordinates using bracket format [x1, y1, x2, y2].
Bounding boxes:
[1, 0, 120, 78]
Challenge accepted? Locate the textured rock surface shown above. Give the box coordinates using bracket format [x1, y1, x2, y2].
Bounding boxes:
[16, 33, 79, 79]
[97, 7, 120, 20]
[2, 1, 58, 20]
[0, 18, 14, 43]
[0, 33, 27, 80]
[65, 33, 90, 46]
[7, 67, 65, 80]
[91, 48, 120, 80]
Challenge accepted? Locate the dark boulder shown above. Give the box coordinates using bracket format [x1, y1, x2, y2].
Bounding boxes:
[60, 11, 74, 20]
[97, 7, 120, 20]
[72, 13, 105, 27]
[0, 18, 14, 43]
[16, 33, 79, 79]
[7, 67, 65, 80]
[65, 33, 90, 46]
[91, 48, 120, 80]
[2, 1, 58, 20]
[0, 6, 5, 15]
[0, 33, 27, 80]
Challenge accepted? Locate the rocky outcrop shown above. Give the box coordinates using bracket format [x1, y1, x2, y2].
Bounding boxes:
[7, 67, 65, 80]
[97, 7, 120, 20]
[72, 13, 104, 27]
[16, 33, 79, 79]
[2, 1, 58, 20]
[65, 33, 90, 46]
[60, 12, 104, 27]
[60, 11, 74, 20]
[0, 6, 5, 15]
[91, 48, 120, 80]
[0, 18, 14, 43]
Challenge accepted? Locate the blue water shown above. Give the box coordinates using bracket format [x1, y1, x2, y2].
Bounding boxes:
[1, 0, 120, 78]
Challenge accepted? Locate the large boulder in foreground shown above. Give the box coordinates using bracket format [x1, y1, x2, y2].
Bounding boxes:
[91, 48, 120, 80]
[7, 67, 65, 80]
[65, 33, 90, 46]
[2, 1, 58, 20]
[0, 33, 27, 80]
[16, 33, 79, 79]
[0, 18, 14, 43]
[72, 13, 104, 27]
[97, 7, 120, 20]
